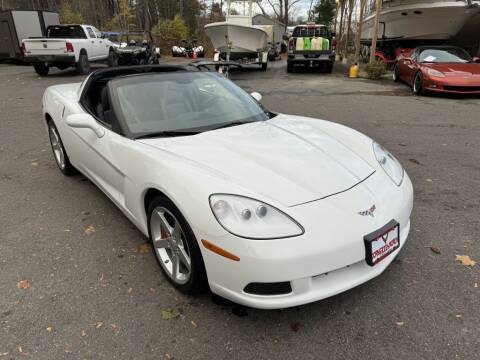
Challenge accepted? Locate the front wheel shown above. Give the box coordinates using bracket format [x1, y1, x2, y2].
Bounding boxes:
[76, 53, 90, 75]
[413, 71, 424, 95]
[107, 50, 118, 67]
[148, 196, 208, 295]
[393, 63, 400, 82]
[33, 63, 49, 76]
[48, 120, 76, 176]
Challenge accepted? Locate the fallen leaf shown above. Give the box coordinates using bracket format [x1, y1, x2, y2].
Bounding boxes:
[127, 287, 133, 294]
[475, 283, 478, 288]
[290, 322, 301, 332]
[161, 308, 181, 320]
[46, 326, 53, 332]
[95, 321, 104, 329]
[0, 353, 9, 357]
[31, 161, 38, 166]
[17, 346, 28, 356]
[426, 178, 433, 182]
[191, 320, 197, 328]
[165, 354, 172, 359]
[136, 243, 151, 254]
[17, 280, 30, 290]
[455, 255, 476, 267]
[110, 324, 117, 331]
[396, 322, 404, 326]
[81, 330, 87, 337]
[408, 158, 420, 165]
[455, 314, 462, 318]
[430, 246, 441, 254]
[64, 349, 72, 353]
[84, 225, 96, 236]
[149, 288, 155, 293]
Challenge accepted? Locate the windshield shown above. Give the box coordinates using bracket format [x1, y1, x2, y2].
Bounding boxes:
[47, 25, 87, 39]
[418, 48, 472, 63]
[109, 72, 268, 137]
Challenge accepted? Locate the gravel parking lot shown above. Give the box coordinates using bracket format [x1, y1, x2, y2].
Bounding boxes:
[1, 59, 479, 359]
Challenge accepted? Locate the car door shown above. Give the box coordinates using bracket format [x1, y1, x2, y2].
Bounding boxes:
[85, 26, 100, 59]
[92, 26, 109, 59]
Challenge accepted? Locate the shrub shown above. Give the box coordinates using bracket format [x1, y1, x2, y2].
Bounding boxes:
[152, 15, 188, 50]
[365, 59, 387, 80]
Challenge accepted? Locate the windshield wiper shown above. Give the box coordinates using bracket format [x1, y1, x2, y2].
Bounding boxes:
[211, 120, 255, 131]
[135, 130, 200, 139]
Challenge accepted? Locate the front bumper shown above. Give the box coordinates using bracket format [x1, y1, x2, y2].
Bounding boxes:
[424, 77, 480, 94]
[199, 171, 414, 309]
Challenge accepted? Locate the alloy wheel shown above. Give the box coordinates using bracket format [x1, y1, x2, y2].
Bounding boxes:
[49, 125, 66, 170]
[150, 207, 192, 284]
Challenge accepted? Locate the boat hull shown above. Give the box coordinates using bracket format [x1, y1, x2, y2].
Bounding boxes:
[361, 2, 480, 42]
[205, 22, 270, 57]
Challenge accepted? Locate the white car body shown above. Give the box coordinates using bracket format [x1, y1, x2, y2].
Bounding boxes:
[42, 69, 413, 309]
[23, 24, 115, 67]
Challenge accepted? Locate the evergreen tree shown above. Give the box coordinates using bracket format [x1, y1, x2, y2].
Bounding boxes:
[314, 0, 336, 26]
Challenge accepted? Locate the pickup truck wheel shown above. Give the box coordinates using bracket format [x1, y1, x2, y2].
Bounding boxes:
[33, 63, 49, 76]
[325, 62, 333, 74]
[76, 53, 90, 75]
[107, 50, 118, 67]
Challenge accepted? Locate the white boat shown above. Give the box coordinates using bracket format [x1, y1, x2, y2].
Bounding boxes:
[361, 0, 480, 42]
[205, 0, 271, 60]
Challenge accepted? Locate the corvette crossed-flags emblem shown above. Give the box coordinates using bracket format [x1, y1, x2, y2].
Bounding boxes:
[358, 205, 376, 218]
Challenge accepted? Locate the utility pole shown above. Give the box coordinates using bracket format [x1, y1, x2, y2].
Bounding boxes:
[369, 0, 382, 63]
[354, 0, 366, 63]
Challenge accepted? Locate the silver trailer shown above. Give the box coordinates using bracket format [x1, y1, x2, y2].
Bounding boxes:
[0, 10, 59, 60]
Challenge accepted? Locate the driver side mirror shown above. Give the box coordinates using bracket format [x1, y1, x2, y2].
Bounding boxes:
[250, 92, 262, 102]
[473, 57, 480, 63]
[66, 113, 105, 138]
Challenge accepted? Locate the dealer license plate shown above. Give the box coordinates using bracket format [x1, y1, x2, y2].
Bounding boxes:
[364, 220, 400, 266]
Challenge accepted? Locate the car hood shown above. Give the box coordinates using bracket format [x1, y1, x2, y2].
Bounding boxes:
[425, 63, 480, 77]
[139, 115, 375, 207]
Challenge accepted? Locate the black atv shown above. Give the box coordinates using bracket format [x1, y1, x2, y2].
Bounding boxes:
[111, 32, 160, 66]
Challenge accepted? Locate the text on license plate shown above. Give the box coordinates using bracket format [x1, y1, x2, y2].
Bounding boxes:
[364, 221, 400, 266]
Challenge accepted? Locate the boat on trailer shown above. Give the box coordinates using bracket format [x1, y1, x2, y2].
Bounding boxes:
[204, 0, 272, 70]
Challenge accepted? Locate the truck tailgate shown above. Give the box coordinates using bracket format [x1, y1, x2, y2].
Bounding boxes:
[24, 39, 67, 56]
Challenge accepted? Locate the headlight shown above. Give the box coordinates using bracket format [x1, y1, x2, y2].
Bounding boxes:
[373, 142, 404, 186]
[427, 68, 445, 78]
[209, 194, 303, 239]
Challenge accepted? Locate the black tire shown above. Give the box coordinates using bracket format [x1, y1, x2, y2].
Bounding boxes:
[325, 62, 333, 74]
[287, 62, 294, 73]
[413, 71, 424, 95]
[393, 63, 400, 82]
[76, 53, 90, 75]
[33, 63, 49, 76]
[147, 196, 208, 295]
[47, 120, 76, 176]
[261, 62, 268, 71]
[107, 50, 118, 67]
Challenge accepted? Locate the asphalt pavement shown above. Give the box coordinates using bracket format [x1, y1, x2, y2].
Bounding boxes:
[0, 58, 479, 359]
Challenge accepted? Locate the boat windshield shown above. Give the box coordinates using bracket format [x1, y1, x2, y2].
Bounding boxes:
[418, 48, 473, 63]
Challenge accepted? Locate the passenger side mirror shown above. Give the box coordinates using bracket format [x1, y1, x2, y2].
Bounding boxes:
[473, 57, 480, 63]
[66, 113, 105, 138]
[250, 92, 262, 102]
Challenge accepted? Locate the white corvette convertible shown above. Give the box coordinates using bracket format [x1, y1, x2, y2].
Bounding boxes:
[42, 66, 413, 309]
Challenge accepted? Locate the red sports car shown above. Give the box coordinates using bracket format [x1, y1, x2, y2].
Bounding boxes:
[393, 46, 480, 95]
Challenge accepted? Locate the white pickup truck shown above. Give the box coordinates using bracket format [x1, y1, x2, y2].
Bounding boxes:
[22, 24, 116, 76]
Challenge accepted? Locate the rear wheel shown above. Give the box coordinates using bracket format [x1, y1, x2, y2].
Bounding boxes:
[325, 62, 333, 74]
[287, 62, 294, 73]
[33, 63, 49, 76]
[76, 53, 90, 75]
[148, 196, 208, 295]
[48, 120, 75, 176]
[413, 71, 424, 95]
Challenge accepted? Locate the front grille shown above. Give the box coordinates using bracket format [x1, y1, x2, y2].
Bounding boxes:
[244, 282, 292, 296]
[443, 86, 480, 92]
